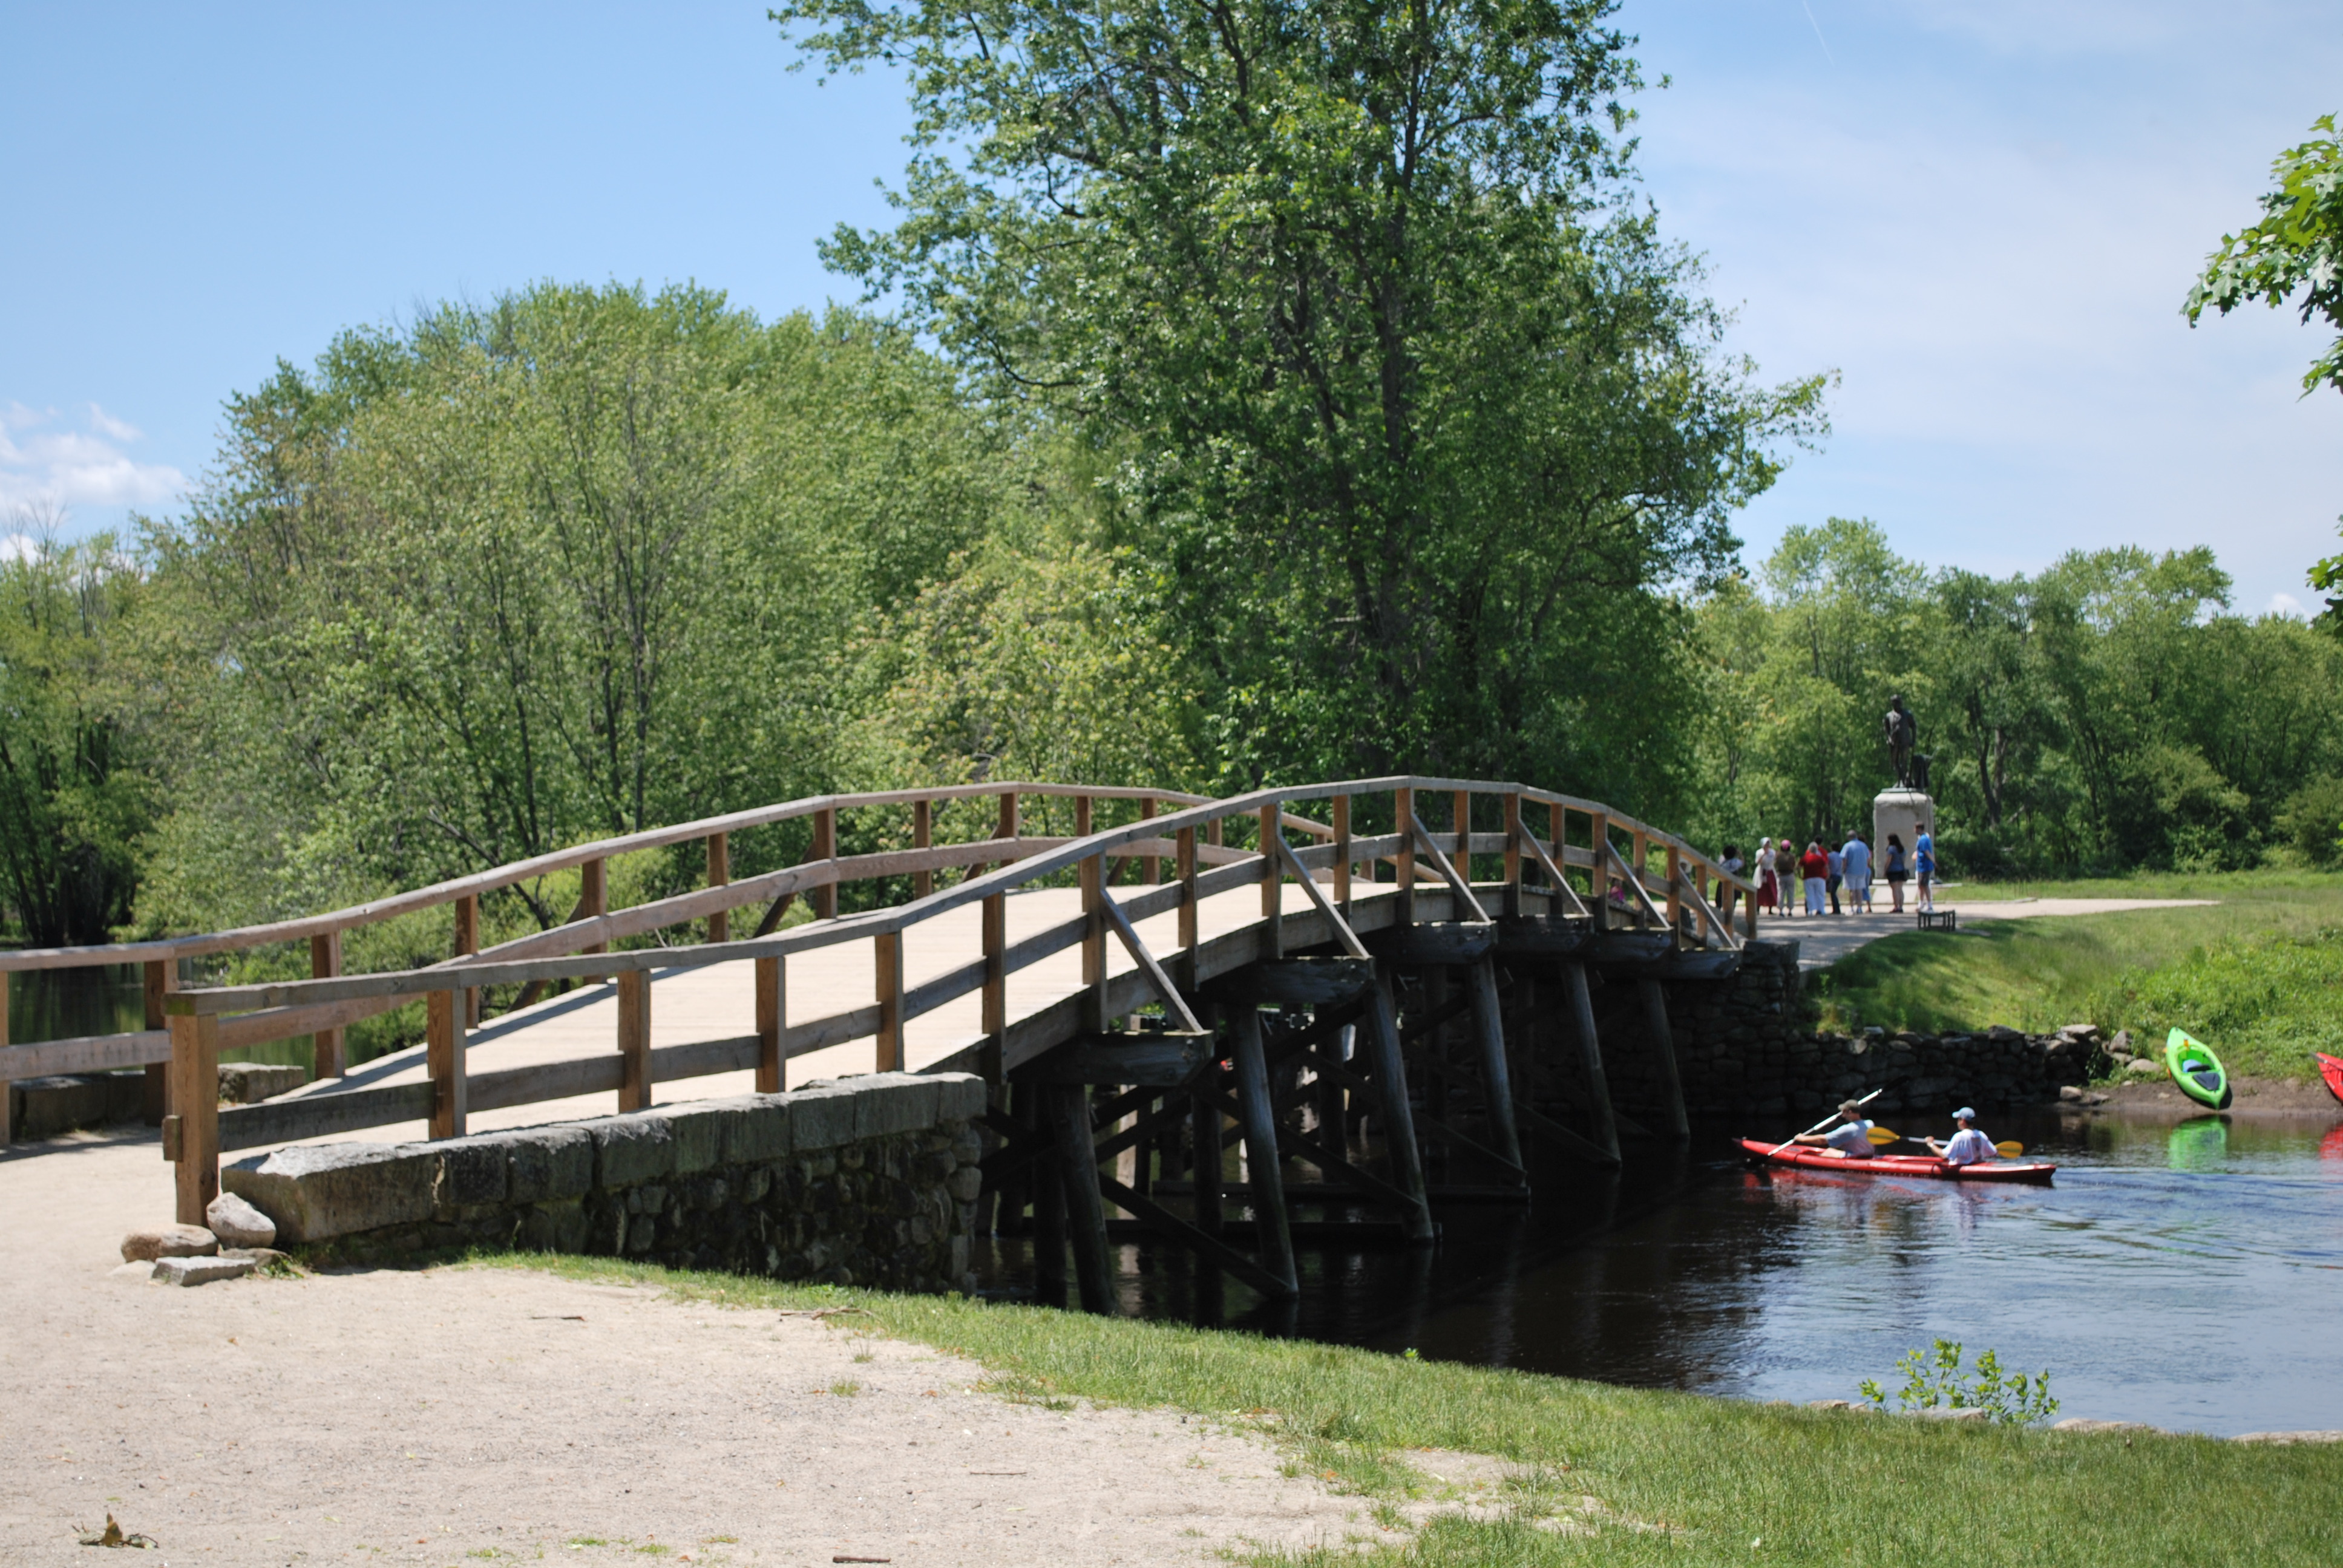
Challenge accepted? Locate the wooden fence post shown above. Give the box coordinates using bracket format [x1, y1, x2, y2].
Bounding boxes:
[707, 831, 730, 942]
[1395, 785, 1417, 926]
[1175, 826, 1199, 991]
[1665, 844, 1683, 946]
[427, 988, 467, 1139]
[617, 969, 650, 1112]
[454, 894, 480, 1026]
[143, 958, 175, 1120]
[1587, 811, 1609, 932]
[1631, 829, 1650, 929]
[169, 1010, 220, 1224]
[994, 791, 1018, 873]
[1258, 801, 1282, 961]
[1453, 788, 1472, 881]
[875, 932, 905, 1073]
[304, 936, 341, 1079]
[1332, 794, 1352, 910]
[982, 890, 1007, 1044]
[1080, 852, 1107, 1033]
[581, 857, 608, 983]
[755, 956, 782, 1093]
[1502, 793, 1524, 918]
[811, 808, 837, 920]
[911, 800, 932, 900]
[1139, 796, 1159, 884]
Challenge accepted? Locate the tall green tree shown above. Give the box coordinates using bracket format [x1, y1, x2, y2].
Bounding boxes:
[782, 0, 1826, 803]
[0, 521, 152, 946]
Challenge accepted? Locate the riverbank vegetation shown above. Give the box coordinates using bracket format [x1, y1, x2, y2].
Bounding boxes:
[1809, 872, 2343, 1079]
[500, 1253, 2343, 1567]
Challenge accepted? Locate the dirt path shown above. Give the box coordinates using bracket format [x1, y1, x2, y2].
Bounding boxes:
[1779, 897, 2218, 970]
[0, 1129, 1401, 1567]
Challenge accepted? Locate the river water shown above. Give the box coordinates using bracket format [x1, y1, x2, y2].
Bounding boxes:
[983, 1106, 2343, 1437]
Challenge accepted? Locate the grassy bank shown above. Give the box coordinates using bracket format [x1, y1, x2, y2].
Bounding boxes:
[1811, 872, 2343, 1080]
[496, 1253, 2342, 1567]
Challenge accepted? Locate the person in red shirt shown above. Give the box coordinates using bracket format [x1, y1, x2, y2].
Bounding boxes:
[1800, 841, 1828, 916]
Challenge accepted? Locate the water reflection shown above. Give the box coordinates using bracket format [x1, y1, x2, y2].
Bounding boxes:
[983, 1105, 2343, 1436]
[4, 965, 145, 1044]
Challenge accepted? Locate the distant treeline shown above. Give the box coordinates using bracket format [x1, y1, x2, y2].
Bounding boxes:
[1, 286, 2338, 958]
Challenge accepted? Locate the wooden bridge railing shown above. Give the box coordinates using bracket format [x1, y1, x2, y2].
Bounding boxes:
[0, 776, 1754, 1221]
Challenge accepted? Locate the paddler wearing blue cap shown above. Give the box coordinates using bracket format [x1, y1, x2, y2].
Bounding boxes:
[1923, 1108, 1997, 1165]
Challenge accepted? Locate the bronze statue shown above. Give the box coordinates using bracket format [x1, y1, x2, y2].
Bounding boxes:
[1883, 696, 1918, 789]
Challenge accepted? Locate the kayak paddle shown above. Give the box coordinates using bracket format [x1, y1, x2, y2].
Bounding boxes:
[1873, 1127, 2027, 1158]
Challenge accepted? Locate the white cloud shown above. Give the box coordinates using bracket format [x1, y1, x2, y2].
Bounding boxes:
[2269, 592, 2308, 618]
[0, 401, 185, 515]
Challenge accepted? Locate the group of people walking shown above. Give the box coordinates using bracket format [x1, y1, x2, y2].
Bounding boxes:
[1721, 827, 1935, 917]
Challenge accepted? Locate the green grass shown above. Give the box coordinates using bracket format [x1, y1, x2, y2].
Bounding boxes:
[1810, 871, 2343, 1080]
[488, 1253, 2343, 1568]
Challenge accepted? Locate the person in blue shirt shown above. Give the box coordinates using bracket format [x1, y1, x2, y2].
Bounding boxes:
[1915, 826, 1936, 913]
[1925, 1108, 1995, 1165]
[1840, 832, 1872, 913]
[1794, 1101, 1878, 1158]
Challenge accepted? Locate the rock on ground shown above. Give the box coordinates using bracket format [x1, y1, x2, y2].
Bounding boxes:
[205, 1191, 276, 1249]
[119, 1224, 215, 1263]
[150, 1255, 255, 1287]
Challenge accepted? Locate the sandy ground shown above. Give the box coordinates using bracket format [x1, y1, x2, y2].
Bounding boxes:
[1772, 897, 2218, 970]
[0, 1128, 1469, 1568]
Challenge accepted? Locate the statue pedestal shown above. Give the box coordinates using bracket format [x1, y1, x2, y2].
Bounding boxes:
[1873, 789, 1936, 866]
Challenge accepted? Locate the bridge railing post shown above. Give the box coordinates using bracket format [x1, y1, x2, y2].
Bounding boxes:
[617, 969, 650, 1112]
[1395, 786, 1416, 925]
[875, 932, 905, 1072]
[707, 830, 731, 941]
[306, 936, 341, 1079]
[1453, 789, 1472, 883]
[981, 888, 1007, 1042]
[1139, 795, 1158, 885]
[1666, 845, 1683, 947]
[1632, 829, 1650, 930]
[811, 808, 837, 920]
[911, 800, 931, 900]
[1332, 793, 1352, 910]
[1502, 792, 1523, 918]
[1587, 811, 1609, 931]
[428, 987, 467, 1138]
[454, 893, 480, 1026]
[755, 955, 783, 1093]
[1175, 826, 1199, 991]
[168, 1008, 220, 1224]
[581, 857, 608, 983]
[1258, 801, 1282, 960]
[994, 790, 1018, 874]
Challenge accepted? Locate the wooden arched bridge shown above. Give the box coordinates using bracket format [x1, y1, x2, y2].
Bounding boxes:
[0, 777, 1756, 1308]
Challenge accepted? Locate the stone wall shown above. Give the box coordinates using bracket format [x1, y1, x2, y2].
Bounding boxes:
[1599, 942, 2101, 1122]
[223, 1071, 987, 1293]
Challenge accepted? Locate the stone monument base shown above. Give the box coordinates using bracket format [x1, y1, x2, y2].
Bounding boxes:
[1873, 788, 1935, 867]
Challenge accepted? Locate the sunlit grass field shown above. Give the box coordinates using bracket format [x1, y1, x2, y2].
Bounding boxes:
[1811, 872, 2343, 1079]
[498, 1254, 2343, 1568]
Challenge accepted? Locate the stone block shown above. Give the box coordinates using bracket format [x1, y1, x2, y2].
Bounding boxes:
[223, 1142, 439, 1243]
[122, 1224, 217, 1262]
[506, 1126, 594, 1204]
[585, 1112, 677, 1188]
[854, 1073, 941, 1140]
[663, 1099, 746, 1175]
[726, 1097, 794, 1166]
[217, 1062, 307, 1105]
[433, 1135, 511, 1210]
[153, 1254, 256, 1287]
[12, 1073, 145, 1139]
[929, 1072, 989, 1122]
[789, 1084, 860, 1151]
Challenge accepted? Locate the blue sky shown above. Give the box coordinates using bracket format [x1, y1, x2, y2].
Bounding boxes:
[4, 1, 2338, 613]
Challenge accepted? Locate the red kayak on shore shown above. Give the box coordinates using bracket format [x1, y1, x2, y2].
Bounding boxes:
[2317, 1053, 2343, 1107]
[1736, 1137, 2057, 1185]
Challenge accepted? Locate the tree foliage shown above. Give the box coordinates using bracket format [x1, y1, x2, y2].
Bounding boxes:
[2186, 113, 2343, 398]
[782, 0, 1826, 795]
[1688, 523, 2343, 875]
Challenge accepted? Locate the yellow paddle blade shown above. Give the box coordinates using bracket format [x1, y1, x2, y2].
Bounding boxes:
[1996, 1140, 2024, 1157]
[1867, 1127, 1901, 1145]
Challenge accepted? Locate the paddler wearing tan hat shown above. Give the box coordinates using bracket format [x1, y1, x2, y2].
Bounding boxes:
[1792, 1100, 1878, 1159]
[1924, 1108, 1997, 1165]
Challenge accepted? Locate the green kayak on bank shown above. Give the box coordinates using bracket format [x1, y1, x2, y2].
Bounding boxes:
[2166, 1027, 2233, 1110]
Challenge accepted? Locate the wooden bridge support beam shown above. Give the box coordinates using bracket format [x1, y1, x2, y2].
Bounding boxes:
[1363, 971, 1437, 1243]
[1044, 1081, 1116, 1315]
[1228, 1007, 1300, 1294]
[1561, 964, 1622, 1164]
[1639, 979, 1692, 1142]
[1464, 959, 1525, 1169]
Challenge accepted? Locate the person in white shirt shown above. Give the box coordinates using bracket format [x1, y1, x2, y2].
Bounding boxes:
[1925, 1108, 1996, 1165]
[1794, 1101, 1878, 1158]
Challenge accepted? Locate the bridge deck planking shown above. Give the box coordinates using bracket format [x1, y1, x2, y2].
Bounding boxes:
[240, 878, 1396, 1157]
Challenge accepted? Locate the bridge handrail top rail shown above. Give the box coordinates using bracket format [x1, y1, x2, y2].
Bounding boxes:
[156, 775, 1753, 1016]
[0, 780, 1213, 973]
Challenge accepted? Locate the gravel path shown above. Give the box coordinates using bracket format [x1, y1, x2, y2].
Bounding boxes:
[0, 1128, 1395, 1566]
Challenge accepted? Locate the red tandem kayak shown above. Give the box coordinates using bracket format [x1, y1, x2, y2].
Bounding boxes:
[2318, 1053, 2343, 1107]
[1735, 1137, 2056, 1185]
